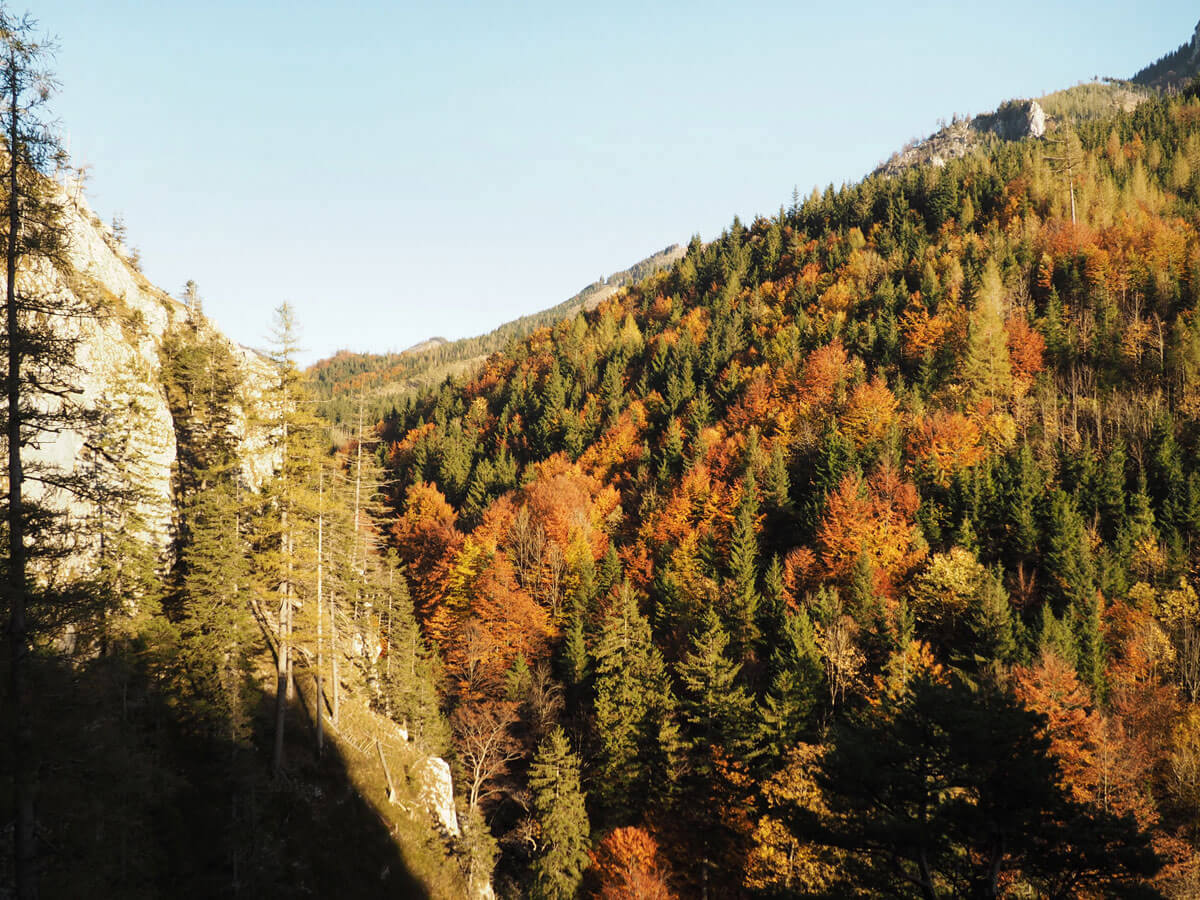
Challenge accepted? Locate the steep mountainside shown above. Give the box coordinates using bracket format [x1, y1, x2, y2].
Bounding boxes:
[24, 180, 276, 565]
[376, 26, 1200, 898]
[1, 174, 471, 898]
[1134, 19, 1200, 90]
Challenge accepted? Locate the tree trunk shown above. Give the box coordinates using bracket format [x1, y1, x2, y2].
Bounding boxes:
[331, 588, 340, 726]
[315, 471, 324, 757]
[7, 56, 37, 900]
[353, 393, 363, 576]
[376, 737, 397, 803]
[285, 527, 294, 702]
[272, 501, 289, 777]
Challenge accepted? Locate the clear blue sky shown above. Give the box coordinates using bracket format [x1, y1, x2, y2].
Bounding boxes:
[29, 1, 1200, 363]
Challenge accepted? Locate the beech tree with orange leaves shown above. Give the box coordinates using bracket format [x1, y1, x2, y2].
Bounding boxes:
[815, 464, 925, 597]
[588, 827, 677, 900]
[393, 481, 462, 622]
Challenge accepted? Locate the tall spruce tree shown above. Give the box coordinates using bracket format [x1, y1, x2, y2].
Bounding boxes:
[677, 609, 754, 765]
[528, 726, 591, 900]
[380, 555, 447, 754]
[592, 583, 680, 820]
[759, 606, 823, 757]
[176, 476, 255, 738]
[727, 472, 761, 659]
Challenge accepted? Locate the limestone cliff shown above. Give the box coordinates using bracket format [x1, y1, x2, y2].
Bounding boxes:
[18, 178, 278, 570]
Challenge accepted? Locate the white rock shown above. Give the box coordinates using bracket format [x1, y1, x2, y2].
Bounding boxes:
[470, 878, 496, 900]
[413, 756, 460, 838]
[1027, 100, 1046, 139]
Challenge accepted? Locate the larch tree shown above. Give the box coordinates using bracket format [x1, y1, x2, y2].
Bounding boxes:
[963, 259, 1013, 404]
[0, 12, 78, 898]
[263, 301, 324, 777]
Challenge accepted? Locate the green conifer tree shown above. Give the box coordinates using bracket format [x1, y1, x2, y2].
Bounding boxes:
[381, 565, 448, 755]
[592, 584, 679, 819]
[677, 610, 755, 762]
[176, 476, 255, 738]
[759, 605, 823, 758]
[528, 726, 591, 900]
[1042, 488, 1096, 614]
[1038, 606, 1077, 668]
[727, 473, 761, 659]
[958, 570, 1020, 682]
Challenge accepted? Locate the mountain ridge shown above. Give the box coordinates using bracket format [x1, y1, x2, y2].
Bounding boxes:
[309, 242, 685, 428]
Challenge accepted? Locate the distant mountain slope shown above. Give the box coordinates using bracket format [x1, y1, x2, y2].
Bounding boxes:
[309, 243, 684, 428]
[871, 23, 1200, 181]
[874, 78, 1155, 178]
[1133, 19, 1200, 89]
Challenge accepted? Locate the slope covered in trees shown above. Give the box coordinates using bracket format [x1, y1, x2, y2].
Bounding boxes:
[12, 6, 1200, 899]
[0, 14, 467, 897]
[378, 78, 1200, 896]
[309, 244, 684, 432]
[1134, 21, 1200, 91]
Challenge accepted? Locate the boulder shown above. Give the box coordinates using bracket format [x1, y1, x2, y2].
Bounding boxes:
[414, 755, 460, 838]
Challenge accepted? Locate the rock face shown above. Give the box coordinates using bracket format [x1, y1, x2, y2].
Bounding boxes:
[975, 99, 1045, 141]
[413, 755, 460, 838]
[16, 179, 277, 572]
[874, 99, 1047, 178]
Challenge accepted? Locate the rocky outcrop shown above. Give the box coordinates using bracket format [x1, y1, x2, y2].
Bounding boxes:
[975, 99, 1045, 141]
[17, 179, 277, 571]
[413, 755, 460, 838]
[874, 99, 1048, 178]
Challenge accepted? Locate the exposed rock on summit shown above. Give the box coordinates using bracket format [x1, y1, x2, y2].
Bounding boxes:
[874, 99, 1047, 178]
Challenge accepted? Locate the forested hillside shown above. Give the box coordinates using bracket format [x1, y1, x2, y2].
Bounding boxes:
[310, 244, 684, 431]
[378, 81, 1200, 896]
[1135, 21, 1200, 91]
[11, 5, 1200, 899]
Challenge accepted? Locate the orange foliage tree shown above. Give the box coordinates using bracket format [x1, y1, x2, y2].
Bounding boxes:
[907, 410, 986, 487]
[588, 827, 677, 900]
[840, 376, 898, 450]
[815, 464, 925, 597]
[1005, 312, 1045, 388]
[393, 481, 463, 622]
[1015, 650, 1158, 828]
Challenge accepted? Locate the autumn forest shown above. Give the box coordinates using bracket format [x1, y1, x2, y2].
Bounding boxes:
[366, 83, 1200, 896]
[7, 9, 1200, 900]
